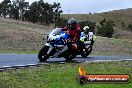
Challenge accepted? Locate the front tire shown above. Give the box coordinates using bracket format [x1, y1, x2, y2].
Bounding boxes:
[38, 46, 50, 62]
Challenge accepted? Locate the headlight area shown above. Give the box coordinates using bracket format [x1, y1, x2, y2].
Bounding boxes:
[47, 38, 56, 43]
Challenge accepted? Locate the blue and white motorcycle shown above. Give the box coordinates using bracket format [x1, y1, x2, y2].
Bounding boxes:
[38, 28, 76, 62]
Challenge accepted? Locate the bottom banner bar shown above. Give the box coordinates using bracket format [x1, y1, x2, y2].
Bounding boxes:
[77, 74, 130, 84]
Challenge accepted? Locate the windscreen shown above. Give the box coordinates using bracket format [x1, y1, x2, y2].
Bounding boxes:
[52, 28, 63, 35]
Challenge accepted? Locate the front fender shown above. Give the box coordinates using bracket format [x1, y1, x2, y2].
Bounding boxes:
[45, 43, 53, 54]
[45, 43, 52, 47]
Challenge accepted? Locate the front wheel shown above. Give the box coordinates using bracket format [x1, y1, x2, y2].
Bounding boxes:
[81, 45, 92, 58]
[38, 46, 50, 62]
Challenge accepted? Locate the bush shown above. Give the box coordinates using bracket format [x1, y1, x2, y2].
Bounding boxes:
[56, 17, 68, 28]
[127, 24, 132, 31]
[97, 18, 115, 38]
[79, 20, 96, 33]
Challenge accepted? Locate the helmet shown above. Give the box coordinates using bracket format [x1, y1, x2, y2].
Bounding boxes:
[83, 26, 89, 34]
[83, 26, 89, 31]
[67, 18, 77, 30]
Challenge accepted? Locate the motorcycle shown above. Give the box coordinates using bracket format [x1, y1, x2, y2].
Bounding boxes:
[38, 28, 76, 62]
[76, 32, 94, 57]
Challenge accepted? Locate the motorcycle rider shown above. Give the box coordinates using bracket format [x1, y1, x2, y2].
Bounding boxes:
[62, 18, 81, 50]
[83, 25, 96, 45]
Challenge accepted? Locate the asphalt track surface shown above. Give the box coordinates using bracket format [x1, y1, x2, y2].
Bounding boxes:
[0, 54, 132, 69]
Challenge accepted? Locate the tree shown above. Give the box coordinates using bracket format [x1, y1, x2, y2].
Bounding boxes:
[28, 1, 39, 23]
[47, 4, 54, 24]
[0, 0, 64, 26]
[97, 18, 115, 38]
[7, 0, 29, 20]
[0, 0, 11, 18]
[37, 0, 50, 25]
[52, 2, 63, 27]
[57, 17, 67, 28]
[9, 0, 19, 20]
[0, 3, 2, 16]
[19, 0, 29, 21]
[27, 0, 54, 25]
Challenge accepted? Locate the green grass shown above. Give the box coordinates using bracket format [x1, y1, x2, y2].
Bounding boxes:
[0, 61, 132, 88]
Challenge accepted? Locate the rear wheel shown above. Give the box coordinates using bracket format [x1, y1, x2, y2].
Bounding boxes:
[63, 50, 75, 62]
[38, 46, 50, 62]
[64, 53, 74, 62]
[81, 45, 92, 58]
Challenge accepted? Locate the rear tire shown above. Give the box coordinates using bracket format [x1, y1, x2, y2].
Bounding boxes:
[64, 49, 77, 62]
[81, 45, 92, 58]
[64, 54, 74, 62]
[38, 46, 49, 62]
[64, 51, 75, 62]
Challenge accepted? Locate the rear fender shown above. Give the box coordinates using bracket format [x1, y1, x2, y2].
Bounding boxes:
[86, 45, 91, 49]
[84, 41, 91, 45]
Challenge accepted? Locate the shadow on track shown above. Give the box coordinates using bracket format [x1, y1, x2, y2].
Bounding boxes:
[39, 59, 85, 64]
[38, 56, 93, 64]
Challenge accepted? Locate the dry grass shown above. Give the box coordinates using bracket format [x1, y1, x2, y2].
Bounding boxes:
[0, 17, 54, 52]
[0, 17, 53, 34]
[0, 29, 44, 51]
[92, 36, 132, 55]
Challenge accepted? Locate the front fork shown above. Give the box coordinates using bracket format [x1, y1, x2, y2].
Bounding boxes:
[45, 43, 54, 54]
